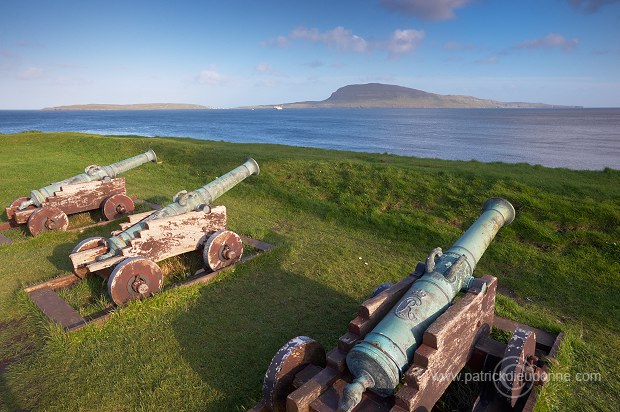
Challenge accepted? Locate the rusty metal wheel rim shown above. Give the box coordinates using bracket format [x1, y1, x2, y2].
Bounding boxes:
[203, 230, 243, 271]
[102, 194, 135, 221]
[107, 257, 162, 306]
[26, 206, 69, 236]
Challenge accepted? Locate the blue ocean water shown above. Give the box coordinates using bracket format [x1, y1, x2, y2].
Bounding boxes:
[0, 108, 618, 170]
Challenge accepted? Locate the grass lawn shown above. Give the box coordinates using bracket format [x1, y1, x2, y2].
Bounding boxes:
[0, 131, 618, 411]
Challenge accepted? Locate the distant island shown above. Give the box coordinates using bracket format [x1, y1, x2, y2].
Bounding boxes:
[42, 103, 210, 111]
[249, 83, 579, 109]
[42, 83, 580, 110]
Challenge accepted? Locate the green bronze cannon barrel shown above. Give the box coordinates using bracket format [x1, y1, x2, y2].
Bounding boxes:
[96, 157, 260, 261]
[338, 198, 515, 412]
[19, 149, 157, 209]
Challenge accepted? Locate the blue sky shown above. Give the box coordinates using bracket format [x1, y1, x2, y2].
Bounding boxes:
[1, 0, 619, 108]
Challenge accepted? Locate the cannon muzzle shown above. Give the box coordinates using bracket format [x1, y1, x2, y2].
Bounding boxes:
[19, 149, 157, 209]
[96, 158, 259, 261]
[339, 198, 515, 411]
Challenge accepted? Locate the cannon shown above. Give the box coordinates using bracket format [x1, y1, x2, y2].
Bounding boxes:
[5, 149, 157, 236]
[68, 158, 260, 306]
[250, 198, 563, 412]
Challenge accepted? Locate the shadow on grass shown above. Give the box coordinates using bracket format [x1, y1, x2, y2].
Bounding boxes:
[171, 250, 359, 410]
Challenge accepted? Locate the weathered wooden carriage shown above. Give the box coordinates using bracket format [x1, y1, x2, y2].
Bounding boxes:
[68, 158, 260, 306]
[5, 149, 156, 236]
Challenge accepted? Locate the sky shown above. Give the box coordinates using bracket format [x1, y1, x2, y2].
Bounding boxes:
[1, 0, 619, 109]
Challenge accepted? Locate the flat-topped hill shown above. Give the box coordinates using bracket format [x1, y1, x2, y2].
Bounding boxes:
[263, 83, 578, 109]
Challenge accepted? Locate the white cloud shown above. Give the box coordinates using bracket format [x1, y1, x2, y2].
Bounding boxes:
[18, 67, 44, 80]
[516, 33, 578, 51]
[255, 62, 272, 74]
[476, 56, 499, 65]
[291, 26, 368, 52]
[567, 0, 620, 13]
[387, 29, 425, 57]
[260, 35, 290, 48]
[444, 40, 477, 51]
[380, 0, 472, 21]
[266, 26, 424, 58]
[195, 66, 225, 85]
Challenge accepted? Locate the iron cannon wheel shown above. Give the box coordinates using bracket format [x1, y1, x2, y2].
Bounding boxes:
[107, 257, 163, 306]
[71, 236, 107, 278]
[262, 336, 326, 412]
[102, 193, 135, 221]
[203, 230, 243, 271]
[26, 206, 69, 236]
[495, 327, 537, 407]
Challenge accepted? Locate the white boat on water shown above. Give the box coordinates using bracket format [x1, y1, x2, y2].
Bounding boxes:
[274, 106, 283, 110]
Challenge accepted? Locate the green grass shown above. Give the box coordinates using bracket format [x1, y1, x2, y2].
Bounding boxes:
[0, 131, 618, 411]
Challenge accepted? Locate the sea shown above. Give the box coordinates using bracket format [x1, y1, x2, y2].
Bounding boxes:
[0, 108, 618, 170]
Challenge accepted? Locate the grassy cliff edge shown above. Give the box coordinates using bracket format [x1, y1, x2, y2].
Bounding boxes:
[0, 131, 617, 411]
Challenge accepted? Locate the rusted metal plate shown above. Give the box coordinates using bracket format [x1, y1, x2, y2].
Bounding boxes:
[498, 328, 537, 407]
[27, 287, 86, 330]
[492, 317, 557, 351]
[0, 233, 12, 245]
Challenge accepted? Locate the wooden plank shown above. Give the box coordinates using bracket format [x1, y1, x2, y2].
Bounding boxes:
[338, 332, 358, 353]
[24, 274, 81, 293]
[119, 207, 227, 262]
[86, 256, 125, 273]
[13, 208, 36, 224]
[53, 178, 122, 194]
[287, 368, 339, 412]
[239, 235, 275, 252]
[47, 178, 126, 215]
[325, 349, 347, 372]
[69, 245, 108, 267]
[125, 210, 157, 225]
[358, 273, 421, 319]
[0, 221, 18, 231]
[293, 364, 324, 390]
[27, 287, 86, 330]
